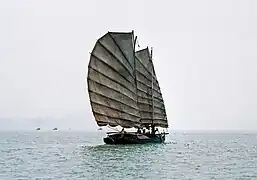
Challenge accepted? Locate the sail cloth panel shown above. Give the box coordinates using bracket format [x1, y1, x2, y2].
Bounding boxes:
[87, 32, 141, 128]
[135, 48, 168, 128]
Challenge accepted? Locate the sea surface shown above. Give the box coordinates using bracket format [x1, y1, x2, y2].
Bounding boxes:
[0, 131, 257, 180]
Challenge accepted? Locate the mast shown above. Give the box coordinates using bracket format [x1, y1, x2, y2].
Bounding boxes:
[150, 47, 154, 133]
[133, 31, 140, 127]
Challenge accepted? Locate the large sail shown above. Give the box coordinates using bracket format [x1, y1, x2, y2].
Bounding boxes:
[87, 31, 141, 128]
[135, 48, 168, 128]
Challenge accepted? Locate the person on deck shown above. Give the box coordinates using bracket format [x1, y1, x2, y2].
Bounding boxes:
[151, 125, 156, 134]
[121, 128, 125, 133]
[137, 128, 141, 134]
[155, 128, 159, 134]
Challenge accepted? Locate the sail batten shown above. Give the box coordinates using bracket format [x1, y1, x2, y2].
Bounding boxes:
[137, 80, 162, 96]
[89, 91, 140, 111]
[138, 98, 165, 110]
[136, 57, 158, 82]
[109, 32, 135, 69]
[136, 88, 164, 103]
[88, 68, 137, 100]
[137, 96, 165, 106]
[139, 119, 167, 126]
[90, 51, 134, 85]
[100, 33, 134, 71]
[93, 113, 141, 128]
[136, 70, 160, 92]
[91, 102, 141, 118]
[88, 80, 138, 108]
[98, 40, 134, 78]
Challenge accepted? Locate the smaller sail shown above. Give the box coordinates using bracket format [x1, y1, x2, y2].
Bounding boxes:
[135, 48, 168, 128]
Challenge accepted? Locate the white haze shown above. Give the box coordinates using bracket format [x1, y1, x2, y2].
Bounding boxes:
[0, 0, 257, 131]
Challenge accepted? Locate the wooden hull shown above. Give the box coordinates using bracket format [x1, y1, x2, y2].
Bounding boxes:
[103, 132, 167, 144]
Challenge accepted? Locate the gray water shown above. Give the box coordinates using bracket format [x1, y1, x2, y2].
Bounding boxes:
[0, 131, 257, 180]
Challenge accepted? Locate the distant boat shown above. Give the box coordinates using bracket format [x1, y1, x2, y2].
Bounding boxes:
[53, 128, 58, 131]
[87, 30, 169, 144]
[98, 128, 103, 131]
[36, 127, 40, 131]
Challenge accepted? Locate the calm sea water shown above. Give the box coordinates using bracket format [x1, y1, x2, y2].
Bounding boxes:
[0, 131, 257, 180]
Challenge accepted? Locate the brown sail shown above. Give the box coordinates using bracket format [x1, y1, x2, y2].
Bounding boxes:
[135, 48, 168, 128]
[87, 31, 141, 128]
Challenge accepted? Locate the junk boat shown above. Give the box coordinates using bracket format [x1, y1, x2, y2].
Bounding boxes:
[87, 30, 169, 144]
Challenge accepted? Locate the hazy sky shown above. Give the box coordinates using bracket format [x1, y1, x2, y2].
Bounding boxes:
[1, 0, 257, 130]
